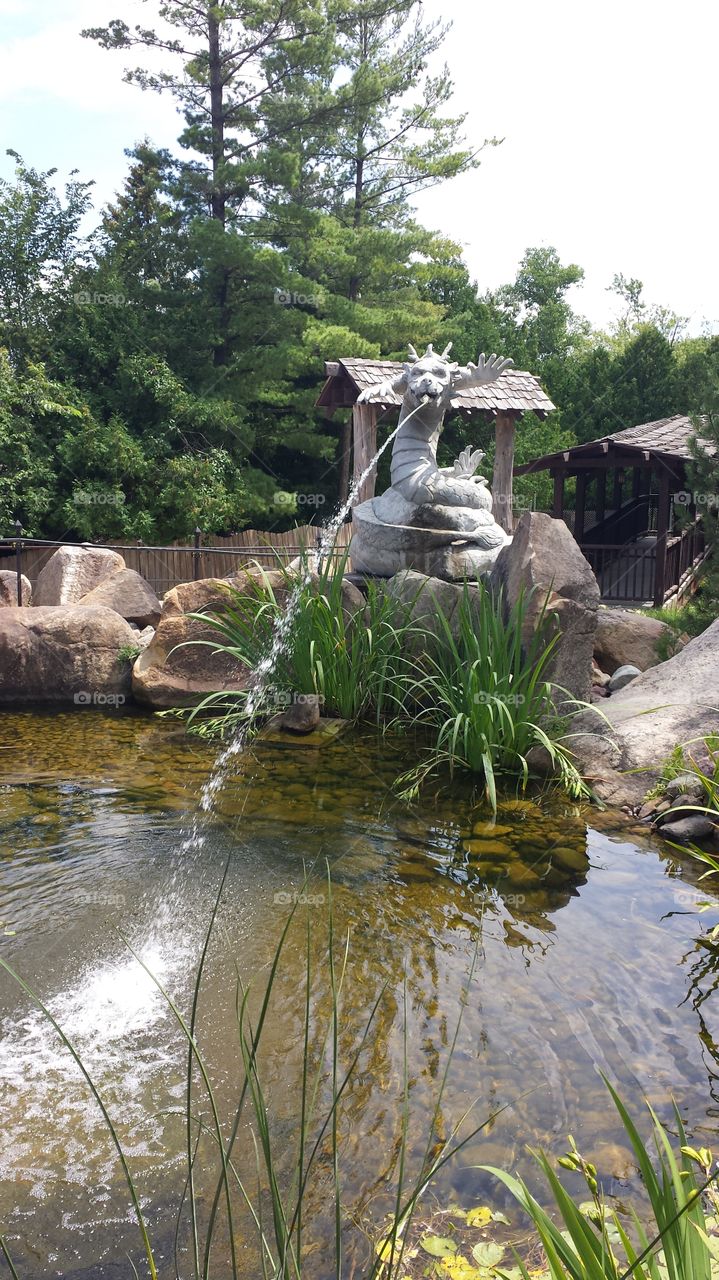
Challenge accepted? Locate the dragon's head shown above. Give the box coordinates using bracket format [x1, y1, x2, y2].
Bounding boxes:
[403, 343, 458, 406]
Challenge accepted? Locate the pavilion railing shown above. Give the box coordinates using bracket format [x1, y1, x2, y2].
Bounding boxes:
[581, 542, 657, 603]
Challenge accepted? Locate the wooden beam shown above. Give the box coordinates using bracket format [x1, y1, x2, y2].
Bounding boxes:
[352, 401, 379, 504]
[492, 411, 516, 534]
[654, 469, 671, 607]
[551, 469, 565, 519]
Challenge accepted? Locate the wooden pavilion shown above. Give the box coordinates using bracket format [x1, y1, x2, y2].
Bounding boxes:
[515, 414, 713, 607]
[316, 358, 555, 533]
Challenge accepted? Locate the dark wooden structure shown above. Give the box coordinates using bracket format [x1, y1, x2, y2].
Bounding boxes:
[515, 415, 712, 606]
[316, 358, 555, 532]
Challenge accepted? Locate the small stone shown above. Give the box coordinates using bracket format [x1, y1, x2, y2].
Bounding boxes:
[591, 686, 609, 700]
[653, 799, 672, 816]
[670, 793, 701, 810]
[637, 801, 658, 819]
[665, 773, 704, 800]
[608, 664, 641, 692]
[277, 694, 321, 734]
[659, 815, 715, 844]
[526, 743, 554, 773]
[591, 659, 611, 687]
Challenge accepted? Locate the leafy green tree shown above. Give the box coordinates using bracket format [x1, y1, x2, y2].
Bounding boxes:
[0, 152, 93, 363]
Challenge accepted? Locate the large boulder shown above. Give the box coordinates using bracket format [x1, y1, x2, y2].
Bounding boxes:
[78, 568, 162, 628]
[132, 568, 366, 710]
[0, 570, 31, 606]
[382, 569, 468, 649]
[34, 545, 125, 606]
[0, 606, 137, 705]
[594, 606, 679, 674]
[572, 618, 719, 800]
[490, 512, 600, 705]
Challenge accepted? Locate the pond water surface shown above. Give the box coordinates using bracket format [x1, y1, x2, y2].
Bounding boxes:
[0, 709, 718, 1278]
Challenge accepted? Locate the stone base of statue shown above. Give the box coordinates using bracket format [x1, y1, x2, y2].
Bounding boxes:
[350, 491, 511, 581]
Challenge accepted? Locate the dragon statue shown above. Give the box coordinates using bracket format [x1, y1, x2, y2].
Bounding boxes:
[350, 342, 515, 579]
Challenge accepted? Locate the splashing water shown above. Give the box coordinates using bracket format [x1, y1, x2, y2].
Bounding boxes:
[184, 403, 426, 848]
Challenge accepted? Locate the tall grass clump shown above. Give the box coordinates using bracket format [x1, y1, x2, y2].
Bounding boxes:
[179, 549, 416, 736]
[395, 580, 589, 811]
[484, 1079, 719, 1279]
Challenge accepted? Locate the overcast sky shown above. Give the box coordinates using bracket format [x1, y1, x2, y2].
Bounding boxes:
[1, 0, 717, 335]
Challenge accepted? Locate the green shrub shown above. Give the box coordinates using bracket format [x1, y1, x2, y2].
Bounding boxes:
[394, 580, 589, 812]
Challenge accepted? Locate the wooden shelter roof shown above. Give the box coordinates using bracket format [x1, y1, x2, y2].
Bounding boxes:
[515, 414, 712, 474]
[316, 358, 556, 420]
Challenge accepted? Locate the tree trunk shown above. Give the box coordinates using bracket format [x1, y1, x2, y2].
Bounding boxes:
[208, 10, 226, 227]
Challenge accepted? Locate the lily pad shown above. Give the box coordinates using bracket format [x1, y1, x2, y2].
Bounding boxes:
[472, 1240, 505, 1268]
[420, 1235, 457, 1258]
[466, 1205, 493, 1228]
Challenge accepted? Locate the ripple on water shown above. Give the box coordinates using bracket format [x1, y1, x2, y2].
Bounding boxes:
[0, 709, 717, 1278]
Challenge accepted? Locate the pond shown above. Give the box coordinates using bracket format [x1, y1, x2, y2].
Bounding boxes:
[0, 708, 718, 1278]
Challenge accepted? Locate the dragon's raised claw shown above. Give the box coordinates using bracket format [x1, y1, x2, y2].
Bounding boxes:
[450, 446, 486, 479]
[465, 353, 514, 382]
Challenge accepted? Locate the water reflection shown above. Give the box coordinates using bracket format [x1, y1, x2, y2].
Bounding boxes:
[0, 709, 717, 1278]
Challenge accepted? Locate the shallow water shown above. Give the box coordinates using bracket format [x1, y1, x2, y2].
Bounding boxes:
[0, 708, 718, 1278]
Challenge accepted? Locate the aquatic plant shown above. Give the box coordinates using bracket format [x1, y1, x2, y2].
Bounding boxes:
[395, 580, 589, 812]
[483, 1080, 719, 1280]
[178, 548, 417, 734]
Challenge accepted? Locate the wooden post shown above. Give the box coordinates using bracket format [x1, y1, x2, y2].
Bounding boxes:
[654, 469, 671, 607]
[595, 470, 607, 525]
[551, 469, 565, 520]
[612, 468, 623, 510]
[574, 472, 587, 542]
[492, 411, 516, 534]
[352, 401, 379, 505]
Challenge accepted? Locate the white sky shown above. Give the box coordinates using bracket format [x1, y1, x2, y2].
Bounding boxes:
[1, 0, 717, 334]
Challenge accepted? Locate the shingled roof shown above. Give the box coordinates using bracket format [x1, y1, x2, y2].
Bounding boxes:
[607, 414, 712, 459]
[515, 413, 712, 473]
[316, 358, 556, 420]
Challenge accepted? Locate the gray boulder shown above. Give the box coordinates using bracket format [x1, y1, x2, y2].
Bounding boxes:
[594, 606, 679, 674]
[34, 545, 125, 606]
[0, 606, 137, 705]
[608, 664, 641, 692]
[490, 512, 600, 705]
[0, 570, 31, 606]
[78, 568, 162, 628]
[573, 619, 719, 799]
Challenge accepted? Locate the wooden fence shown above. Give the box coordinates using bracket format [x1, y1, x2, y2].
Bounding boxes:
[0, 524, 353, 599]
